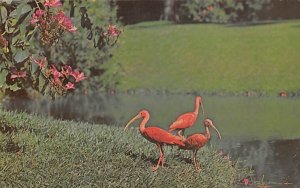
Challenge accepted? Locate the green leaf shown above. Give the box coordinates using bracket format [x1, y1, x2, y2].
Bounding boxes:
[4, 0, 13, 5]
[38, 74, 46, 92]
[26, 28, 36, 41]
[236, 3, 244, 11]
[9, 2, 31, 19]
[0, 6, 8, 24]
[5, 18, 17, 33]
[9, 9, 18, 17]
[0, 71, 7, 88]
[8, 84, 20, 92]
[20, 4, 31, 15]
[14, 50, 29, 63]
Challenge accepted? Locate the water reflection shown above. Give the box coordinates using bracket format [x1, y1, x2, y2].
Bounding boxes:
[3, 94, 116, 124]
[219, 139, 300, 186]
[2, 93, 300, 185]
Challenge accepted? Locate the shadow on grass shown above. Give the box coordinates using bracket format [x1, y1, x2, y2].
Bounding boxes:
[124, 150, 187, 168]
[129, 20, 284, 30]
[0, 120, 41, 153]
[0, 122, 22, 153]
[0, 121, 18, 134]
[225, 20, 282, 28]
[128, 21, 174, 30]
[125, 150, 157, 165]
[292, 24, 300, 29]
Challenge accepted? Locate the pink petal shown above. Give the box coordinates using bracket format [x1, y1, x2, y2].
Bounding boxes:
[71, 70, 86, 82]
[243, 178, 250, 186]
[62, 65, 73, 76]
[44, 0, 62, 7]
[33, 58, 46, 69]
[10, 70, 27, 79]
[65, 82, 75, 90]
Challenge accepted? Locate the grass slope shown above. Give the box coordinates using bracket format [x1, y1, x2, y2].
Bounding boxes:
[103, 20, 300, 95]
[0, 110, 254, 187]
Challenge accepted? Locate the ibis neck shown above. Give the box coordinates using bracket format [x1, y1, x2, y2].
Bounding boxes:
[139, 114, 149, 133]
[205, 126, 211, 140]
[194, 99, 200, 115]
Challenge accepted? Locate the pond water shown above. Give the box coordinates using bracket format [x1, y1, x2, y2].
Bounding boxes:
[3, 93, 300, 187]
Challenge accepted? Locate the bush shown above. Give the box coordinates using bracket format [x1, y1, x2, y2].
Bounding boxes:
[178, 0, 271, 23]
[226, 0, 271, 22]
[50, 0, 121, 92]
[179, 0, 229, 23]
[0, 0, 121, 99]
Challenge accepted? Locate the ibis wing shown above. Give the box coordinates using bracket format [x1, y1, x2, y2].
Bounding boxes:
[183, 134, 207, 150]
[144, 127, 184, 146]
[169, 113, 196, 130]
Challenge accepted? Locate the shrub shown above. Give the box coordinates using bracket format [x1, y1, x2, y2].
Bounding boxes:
[50, 0, 121, 93]
[179, 0, 229, 23]
[178, 0, 271, 23]
[0, 0, 121, 99]
[225, 0, 271, 22]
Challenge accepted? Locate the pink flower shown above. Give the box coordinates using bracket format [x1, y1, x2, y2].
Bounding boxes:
[61, 17, 77, 32]
[51, 78, 62, 86]
[29, 16, 39, 25]
[107, 25, 120, 37]
[65, 82, 75, 90]
[35, 9, 46, 17]
[207, 5, 214, 11]
[33, 58, 46, 69]
[218, 149, 224, 156]
[71, 70, 86, 82]
[242, 178, 250, 186]
[29, 9, 46, 24]
[223, 154, 230, 160]
[61, 65, 72, 76]
[44, 0, 62, 7]
[50, 65, 63, 84]
[10, 70, 27, 79]
[53, 11, 77, 32]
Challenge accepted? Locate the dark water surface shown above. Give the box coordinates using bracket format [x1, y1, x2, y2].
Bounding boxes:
[3, 93, 300, 186]
[219, 138, 300, 187]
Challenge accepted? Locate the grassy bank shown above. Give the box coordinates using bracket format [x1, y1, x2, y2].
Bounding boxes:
[103, 20, 300, 95]
[0, 110, 256, 187]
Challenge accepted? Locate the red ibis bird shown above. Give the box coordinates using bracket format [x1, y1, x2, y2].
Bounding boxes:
[168, 96, 205, 137]
[124, 110, 185, 171]
[178, 118, 221, 170]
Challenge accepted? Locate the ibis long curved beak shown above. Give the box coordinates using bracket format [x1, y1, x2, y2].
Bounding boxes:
[201, 103, 205, 118]
[210, 123, 222, 140]
[124, 114, 141, 131]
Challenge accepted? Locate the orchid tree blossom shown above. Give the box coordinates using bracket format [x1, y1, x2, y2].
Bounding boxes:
[61, 65, 73, 76]
[32, 58, 46, 69]
[10, 70, 27, 79]
[71, 70, 86, 82]
[65, 82, 75, 90]
[44, 0, 62, 7]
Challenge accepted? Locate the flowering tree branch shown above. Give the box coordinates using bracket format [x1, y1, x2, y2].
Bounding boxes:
[0, 0, 121, 99]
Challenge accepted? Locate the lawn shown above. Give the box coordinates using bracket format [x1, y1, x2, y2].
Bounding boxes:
[103, 20, 300, 95]
[0, 110, 255, 187]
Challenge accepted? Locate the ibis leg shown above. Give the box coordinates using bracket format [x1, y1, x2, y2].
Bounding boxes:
[152, 143, 164, 171]
[193, 150, 200, 171]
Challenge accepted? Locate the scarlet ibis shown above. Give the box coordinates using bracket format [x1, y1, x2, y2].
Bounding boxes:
[168, 96, 205, 137]
[179, 118, 221, 170]
[124, 110, 185, 171]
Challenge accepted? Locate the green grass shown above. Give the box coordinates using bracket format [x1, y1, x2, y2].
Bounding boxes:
[0, 110, 256, 187]
[103, 20, 300, 95]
